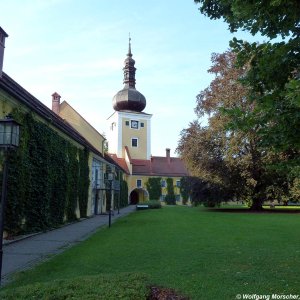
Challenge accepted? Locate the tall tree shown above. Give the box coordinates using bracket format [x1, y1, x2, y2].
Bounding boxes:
[194, 0, 300, 175]
[178, 51, 287, 210]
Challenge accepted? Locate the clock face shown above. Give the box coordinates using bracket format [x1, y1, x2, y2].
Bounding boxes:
[131, 120, 139, 129]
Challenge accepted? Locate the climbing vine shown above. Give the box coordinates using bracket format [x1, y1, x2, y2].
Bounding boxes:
[165, 178, 176, 205]
[3, 110, 90, 235]
[119, 178, 129, 208]
[145, 177, 162, 200]
[78, 148, 90, 217]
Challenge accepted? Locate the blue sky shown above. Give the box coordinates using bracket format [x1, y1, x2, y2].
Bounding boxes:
[1, 0, 262, 156]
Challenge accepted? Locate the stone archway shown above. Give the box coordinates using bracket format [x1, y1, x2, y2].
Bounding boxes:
[130, 190, 139, 205]
[130, 188, 149, 204]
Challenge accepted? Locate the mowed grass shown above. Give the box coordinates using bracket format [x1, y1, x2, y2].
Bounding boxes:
[2, 206, 300, 299]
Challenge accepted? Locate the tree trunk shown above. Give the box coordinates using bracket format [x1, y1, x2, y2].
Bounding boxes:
[249, 199, 264, 211]
[249, 186, 265, 211]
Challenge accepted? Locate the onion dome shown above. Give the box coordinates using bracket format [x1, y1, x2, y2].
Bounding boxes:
[112, 36, 146, 112]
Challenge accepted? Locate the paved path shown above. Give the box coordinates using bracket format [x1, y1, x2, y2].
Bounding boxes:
[2, 205, 136, 285]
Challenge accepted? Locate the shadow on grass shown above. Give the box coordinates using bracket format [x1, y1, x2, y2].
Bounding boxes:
[203, 207, 300, 214]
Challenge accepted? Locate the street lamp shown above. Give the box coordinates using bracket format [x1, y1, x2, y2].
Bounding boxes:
[107, 172, 114, 228]
[0, 117, 20, 285]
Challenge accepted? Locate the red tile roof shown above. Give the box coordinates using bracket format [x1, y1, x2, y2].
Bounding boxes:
[106, 154, 130, 174]
[132, 156, 188, 177]
[108, 149, 188, 177]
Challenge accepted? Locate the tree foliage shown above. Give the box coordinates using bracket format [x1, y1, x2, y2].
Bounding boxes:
[177, 50, 288, 210]
[194, 0, 300, 39]
[179, 177, 190, 204]
[194, 0, 300, 176]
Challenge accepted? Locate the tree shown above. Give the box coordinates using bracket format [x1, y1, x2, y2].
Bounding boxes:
[177, 50, 288, 210]
[194, 0, 300, 176]
[180, 177, 190, 204]
[194, 0, 300, 39]
[180, 176, 226, 207]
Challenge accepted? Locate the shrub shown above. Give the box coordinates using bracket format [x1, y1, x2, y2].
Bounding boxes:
[144, 200, 162, 209]
[164, 194, 176, 205]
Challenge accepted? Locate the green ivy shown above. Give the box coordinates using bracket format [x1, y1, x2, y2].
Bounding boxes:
[78, 148, 90, 218]
[3, 110, 90, 235]
[145, 177, 162, 200]
[165, 178, 176, 205]
[119, 178, 128, 208]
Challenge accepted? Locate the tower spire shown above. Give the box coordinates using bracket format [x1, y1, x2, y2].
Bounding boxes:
[128, 33, 132, 56]
[112, 35, 146, 112]
[123, 34, 136, 88]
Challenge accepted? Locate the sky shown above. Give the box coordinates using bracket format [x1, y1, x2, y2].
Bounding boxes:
[1, 0, 262, 157]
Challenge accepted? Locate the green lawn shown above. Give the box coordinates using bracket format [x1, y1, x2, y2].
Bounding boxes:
[2, 206, 300, 299]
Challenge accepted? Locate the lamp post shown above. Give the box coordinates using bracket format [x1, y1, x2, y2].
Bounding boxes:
[0, 117, 20, 285]
[107, 172, 114, 228]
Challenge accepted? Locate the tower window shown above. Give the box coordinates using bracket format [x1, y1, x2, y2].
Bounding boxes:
[131, 138, 138, 147]
[141, 122, 144, 128]
[125, 121, 129, 126]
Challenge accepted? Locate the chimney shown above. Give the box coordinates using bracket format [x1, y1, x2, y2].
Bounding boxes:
[0, 27, 8, 78]
[52, 92, 61, 114]
[166, 148, 171, 164]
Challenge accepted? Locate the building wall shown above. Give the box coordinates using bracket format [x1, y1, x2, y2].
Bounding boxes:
[0, 88, 100, 219]
[122, 115, 150, 160]
[107, 111, 152, 160]
[129, 174, 185, 204]
[59, 101, 105, 154]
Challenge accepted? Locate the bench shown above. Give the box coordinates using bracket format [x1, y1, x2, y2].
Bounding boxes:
[136, 204, 149, 210]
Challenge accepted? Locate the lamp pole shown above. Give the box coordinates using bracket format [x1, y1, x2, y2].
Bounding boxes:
[0, 117, 20, 285]
[0, 151, 8, 284]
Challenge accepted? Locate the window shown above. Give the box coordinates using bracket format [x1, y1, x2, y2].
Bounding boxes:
[161, 180, 166, 187]
[176, 195, 181, 202]
[140, 122, 144, 128]
[131, 138, 138, 147]
[137, 179, 142, 188]
[176, 180, 181, 187]
[131, 120, 139, 129]
[125, 121, 129, 126]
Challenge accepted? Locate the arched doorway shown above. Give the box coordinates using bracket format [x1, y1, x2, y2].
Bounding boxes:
[129, 188, 149, 204]
[130, 190, 139, 204]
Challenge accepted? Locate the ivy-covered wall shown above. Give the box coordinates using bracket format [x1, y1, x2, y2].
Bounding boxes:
[145, 177, 162, 200]
[119, 178, 129, 208]
[3, 111, 90, 235]
[165, 178, 176, 205]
